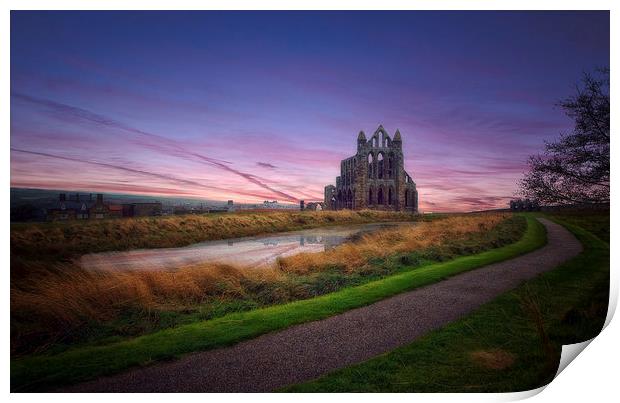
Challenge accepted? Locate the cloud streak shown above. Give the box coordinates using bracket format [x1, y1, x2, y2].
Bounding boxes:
[10, 148, 290, 201]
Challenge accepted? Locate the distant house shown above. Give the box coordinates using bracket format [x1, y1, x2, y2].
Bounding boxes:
[122, 202, 162, 217]
[108, 204, 123, 218]
[46, 193, 124, 221]
[75, 202, 90, 219]
[47, 193, 89, 221]
[89, 193, 109, 219]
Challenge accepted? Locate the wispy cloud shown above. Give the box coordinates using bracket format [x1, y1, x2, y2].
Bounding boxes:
[11, 148, 289, 201]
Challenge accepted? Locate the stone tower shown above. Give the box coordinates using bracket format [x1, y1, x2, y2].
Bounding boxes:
[324, 125, 418, 212]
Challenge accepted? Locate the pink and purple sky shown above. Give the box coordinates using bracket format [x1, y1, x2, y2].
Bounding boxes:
[10, 11, 609, 212]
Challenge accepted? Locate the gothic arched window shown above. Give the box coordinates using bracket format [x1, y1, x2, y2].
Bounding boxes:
[377, 153, 384, 179]
[387, 153, 394, 179]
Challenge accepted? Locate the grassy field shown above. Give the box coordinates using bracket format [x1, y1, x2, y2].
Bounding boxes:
[284, 211, 609, 392]
[11, 214, 545, 391]
[11, 212, 521, 357]
[10, 209, 424, 354]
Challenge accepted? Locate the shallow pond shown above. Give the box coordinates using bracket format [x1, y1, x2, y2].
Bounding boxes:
[80, 222, 414, 271]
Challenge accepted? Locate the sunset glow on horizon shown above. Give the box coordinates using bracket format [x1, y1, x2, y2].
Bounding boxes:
[11, 11, 609, 212]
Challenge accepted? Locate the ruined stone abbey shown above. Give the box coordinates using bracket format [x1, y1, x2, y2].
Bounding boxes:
[324, 125, 419, 212]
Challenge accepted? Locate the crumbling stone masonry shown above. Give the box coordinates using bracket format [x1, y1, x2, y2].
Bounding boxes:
[324, 125, 418, 212]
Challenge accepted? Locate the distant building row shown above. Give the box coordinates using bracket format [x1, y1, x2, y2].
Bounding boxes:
[47, 193, 162, 221]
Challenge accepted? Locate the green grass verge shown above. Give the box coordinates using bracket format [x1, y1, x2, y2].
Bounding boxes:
[11, 216, 546, 392]
[284, 215, 608, 392]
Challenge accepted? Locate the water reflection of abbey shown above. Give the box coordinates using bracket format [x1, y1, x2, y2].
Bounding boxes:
[324, 125, 419, 212]
[297, 235, 341, 249]
[260, 235, 342, 249]
[224, 235, 343, 249]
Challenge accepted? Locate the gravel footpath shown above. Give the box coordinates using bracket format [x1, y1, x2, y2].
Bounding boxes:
[63, 218, 581, 393]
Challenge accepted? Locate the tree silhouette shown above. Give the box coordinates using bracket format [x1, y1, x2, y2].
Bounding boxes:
[520, 69, 609, 205]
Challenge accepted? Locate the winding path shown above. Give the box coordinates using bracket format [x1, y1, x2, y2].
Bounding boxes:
[64, 218, 582, 392]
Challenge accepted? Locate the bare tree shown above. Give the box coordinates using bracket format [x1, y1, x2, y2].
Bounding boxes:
[520, 69, 609, 205]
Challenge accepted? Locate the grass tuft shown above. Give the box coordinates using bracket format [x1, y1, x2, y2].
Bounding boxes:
[469, 349, 516, 370]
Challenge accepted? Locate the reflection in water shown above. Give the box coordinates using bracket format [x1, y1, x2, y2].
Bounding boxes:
[81, 222, 414, 272]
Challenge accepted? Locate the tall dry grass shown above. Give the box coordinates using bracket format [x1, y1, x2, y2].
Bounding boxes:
[11, 213, 510, 350]
[12, 263, 251, 326]
[277, 213, 508, 274]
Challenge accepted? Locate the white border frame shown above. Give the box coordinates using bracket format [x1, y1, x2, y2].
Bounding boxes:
[3, 2, 617, 402]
